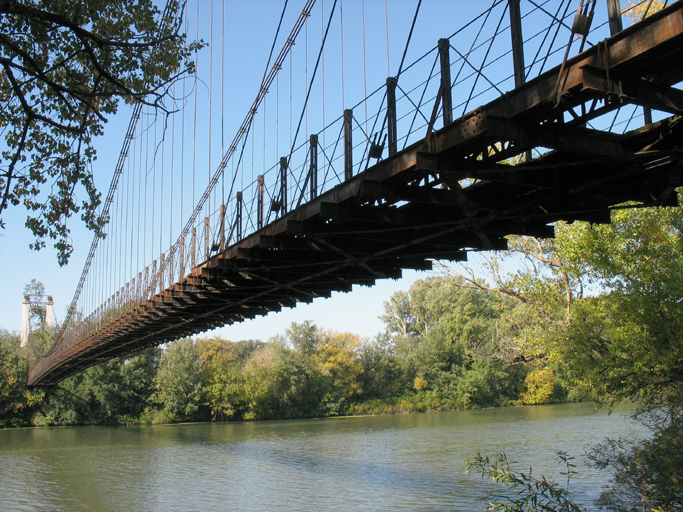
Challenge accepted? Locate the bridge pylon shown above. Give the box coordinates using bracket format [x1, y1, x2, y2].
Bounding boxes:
[21, 295, 54, 348]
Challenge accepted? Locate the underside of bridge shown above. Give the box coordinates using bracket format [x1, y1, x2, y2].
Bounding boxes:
[29, 3, 683, 386]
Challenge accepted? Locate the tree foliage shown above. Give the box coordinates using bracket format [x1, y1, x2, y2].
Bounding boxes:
[0, 0, 201, 263]
[370, 276, 525, 412]
[152, 338, 205, 423]
[0, 329, 43, 427]
[451, 203, 683, 404]
[450, 197, 683, 511]
[589, 401, 683, 512]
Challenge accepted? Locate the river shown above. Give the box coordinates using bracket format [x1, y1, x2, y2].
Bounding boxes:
[0, 403, 641, 511]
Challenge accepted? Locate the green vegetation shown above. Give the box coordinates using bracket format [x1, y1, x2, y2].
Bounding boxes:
[457, 199, 683, 511]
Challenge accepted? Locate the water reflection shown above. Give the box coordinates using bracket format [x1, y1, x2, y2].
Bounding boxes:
[0, 403, 640, 512]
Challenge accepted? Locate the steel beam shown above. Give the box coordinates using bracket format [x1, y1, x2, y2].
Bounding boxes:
[344, 109, 353, 180]
[386, 77, 398, 155]
[438, 38, 453, 126]
[509, 0, 526, 88]
[606, 0, 623, 36]
[310, 134, 318, 199]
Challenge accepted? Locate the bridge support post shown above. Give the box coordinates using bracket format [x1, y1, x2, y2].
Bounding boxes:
[438, 39, 453, 126]
[280, 157, 288, 214]
[606, 0, 623, 36]
[257, 175, 264, 229]
[168, 248, 174, 289]
[178, 239, 185, 279]
[151, 260, 157, 296]
[124, 283, 130, 312]
[144, 266, 149, 299]
[344, 109, 353, 180]
[204, 217, 210, 261]
[191, 227, 196, 268]
[644, 107, 653, 125]
[45, 296, 53, 328]
[309, 135, 318, 200]
[20, 296, 29, 348]
[160, 254, 165, 292]
[236, 191, 243, 240]
[508, 0, 526, 89]
[386, 78, 398, 156]
[219, 204, 226, 250]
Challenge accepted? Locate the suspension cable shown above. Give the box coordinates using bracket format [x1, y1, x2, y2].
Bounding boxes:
[172, 0, 317, 261]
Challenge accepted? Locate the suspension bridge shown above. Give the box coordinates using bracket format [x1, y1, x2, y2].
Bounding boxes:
[28, 0, 683, 386]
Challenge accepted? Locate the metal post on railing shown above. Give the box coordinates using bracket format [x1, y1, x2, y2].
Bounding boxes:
[219, 204, 226, 250]
[606, 0, 623, 36]
[160, 253, 166, 292]
[179, 236, 185, 278]
[310, 134, 318, 200]
[509, 0, 532, 163]
[509, 0, 526, 89]
[280, 157, 288, 214]
[438, 38, 453, 126]
[386, 77, 398, 156]
[168, 247, 174, 286]
[344, 109, 353, 180]
[151, 260, 157, 298]
[191, 227, 196, 268]
[144, 266, 149, 299]
[257, 175, 264, 229]
[204, 217, 210, 261]
[236, 191, 243, 240]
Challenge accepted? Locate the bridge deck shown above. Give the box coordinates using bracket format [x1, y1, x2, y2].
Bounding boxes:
[29, 4, 683, 386]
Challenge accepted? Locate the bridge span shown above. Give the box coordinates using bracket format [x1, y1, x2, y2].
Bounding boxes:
[29, 2, 683, 386]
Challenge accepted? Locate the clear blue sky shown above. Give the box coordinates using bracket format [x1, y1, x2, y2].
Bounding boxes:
[0, 0, 626, 341]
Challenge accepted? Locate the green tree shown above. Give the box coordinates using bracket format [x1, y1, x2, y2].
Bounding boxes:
[357, 333, 400, 399]
[589, 401, 683, 512]
[454, 199, 683, 510]
[0, 329, 43, 427]
[381, 276, 521, 408]
[196, 336, 245, 420]
[457, 206, 683, 403]
[240, 343, 290, 420]
[314, 330, 364, 415]
[467, 451, 585, 512]
[152, 338, 207, 423]
[0, 0, 201, 263]
[36, 347, 159, 425]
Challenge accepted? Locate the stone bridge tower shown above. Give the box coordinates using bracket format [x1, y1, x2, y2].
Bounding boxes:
[20, 295, 54, 348]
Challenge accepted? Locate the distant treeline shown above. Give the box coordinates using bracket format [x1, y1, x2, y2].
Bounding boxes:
[0, 275, 557, 427]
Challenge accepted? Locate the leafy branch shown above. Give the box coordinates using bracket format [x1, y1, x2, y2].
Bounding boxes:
[466, 451, 585, 512]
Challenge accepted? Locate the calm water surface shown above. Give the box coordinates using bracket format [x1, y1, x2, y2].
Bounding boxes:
[0, 403, 642, 511]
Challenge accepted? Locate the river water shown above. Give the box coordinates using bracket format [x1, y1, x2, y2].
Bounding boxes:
[0, 403, 641, 512]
